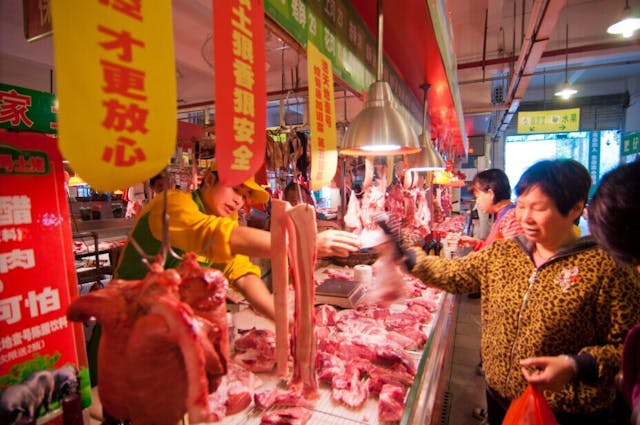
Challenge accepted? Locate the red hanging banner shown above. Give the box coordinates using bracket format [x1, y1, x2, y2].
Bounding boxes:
[213, 0, 267, 187]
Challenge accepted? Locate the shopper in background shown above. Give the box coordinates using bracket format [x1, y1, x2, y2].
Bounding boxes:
[459, 169, 522, 312]
[400, 159, 640, 425]
[283, 181, 341, 231]
[125, 181, 146, 218]
[588, 160, 640, 425]
[148, 172, 168, 198]
[458, 169, 522, 251]
[115, 161, 360, 320]
[283, 181, 316, 206]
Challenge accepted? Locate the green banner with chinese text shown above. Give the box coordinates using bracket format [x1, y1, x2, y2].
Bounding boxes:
[621, 131, 640, 156]
[264, 0, 421, 123]
[0, 83, 57, 134]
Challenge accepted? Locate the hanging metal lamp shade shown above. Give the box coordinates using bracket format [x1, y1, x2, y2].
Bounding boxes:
[339, 0, 419, 156]
[407, 84, 445, 171]
[408, 133, 446, 171]
[607, 0, 640, 38]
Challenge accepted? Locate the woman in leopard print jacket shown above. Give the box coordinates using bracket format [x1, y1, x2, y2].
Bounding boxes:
[406, 159, 640, 425]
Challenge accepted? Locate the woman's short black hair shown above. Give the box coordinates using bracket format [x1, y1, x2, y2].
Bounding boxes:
[472, 169, 512, 203]
[150, 173, 164, 186]
[283, 182, 315, 206]
[514, 159, 591, 216]
[588, 160, 640, 267]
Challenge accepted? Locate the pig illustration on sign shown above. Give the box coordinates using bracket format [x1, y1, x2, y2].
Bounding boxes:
[0, 369, 55, 424]
[53, 365, 79, 401]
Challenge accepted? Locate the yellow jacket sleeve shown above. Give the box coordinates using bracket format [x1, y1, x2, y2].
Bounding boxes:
[146, 190, 237, 263]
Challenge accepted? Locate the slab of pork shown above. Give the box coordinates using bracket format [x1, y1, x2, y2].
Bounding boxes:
[67, 254, 228, 424]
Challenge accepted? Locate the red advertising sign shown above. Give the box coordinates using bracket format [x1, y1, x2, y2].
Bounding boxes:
[213, 0, 267, 187]
[23, 0, 53, 42]
[0, 132, 89, 423]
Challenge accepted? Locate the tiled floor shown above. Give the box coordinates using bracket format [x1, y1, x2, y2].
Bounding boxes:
[447, 295, 487, 425]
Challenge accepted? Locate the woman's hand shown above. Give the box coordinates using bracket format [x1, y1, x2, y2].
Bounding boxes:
[316, 229, 360, 258]
[458, 235, 481, 248]
[519, 355, 577, 392]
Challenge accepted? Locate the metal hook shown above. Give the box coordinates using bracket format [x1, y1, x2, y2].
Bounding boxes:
[127, 171, 182, 271]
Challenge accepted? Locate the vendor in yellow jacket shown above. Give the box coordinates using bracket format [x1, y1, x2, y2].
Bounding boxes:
[115, 161, 360, 320]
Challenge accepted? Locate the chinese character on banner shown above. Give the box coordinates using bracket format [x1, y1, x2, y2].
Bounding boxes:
[213, 0, 267, 187]
[0, 131, 90, 421]
[307, 42, 338, 190]
[50, 0, 176, 191]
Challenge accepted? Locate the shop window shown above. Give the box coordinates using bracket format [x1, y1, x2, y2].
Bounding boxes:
[504, 130, 621, 198]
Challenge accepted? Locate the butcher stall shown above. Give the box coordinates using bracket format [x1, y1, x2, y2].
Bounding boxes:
[223, 275, 457, 425]
[78, 260, 457, 425]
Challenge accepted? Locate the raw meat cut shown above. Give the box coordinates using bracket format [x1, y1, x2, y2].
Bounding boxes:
[353, 249, 410, 307]
[287, 204, 319, 400]
[331, 365, 369, 408]
[378, 384, 406, 422]
[322, 267, 353, 281]
[315, 304, 338, 326]
[270, 199, 291, 377]
[67, 253, 228, 424]
[253, 387, 315, 410]
[260, 407, 312, 425]
[233, 328, 276, 373]
[207, 360, 263, 420]
[344, 190, 362, 230]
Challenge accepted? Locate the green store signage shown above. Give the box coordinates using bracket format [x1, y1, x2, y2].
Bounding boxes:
[264, 0, 422, 122]
[0, 83, 57, 134]
[621, 131, 640, 156]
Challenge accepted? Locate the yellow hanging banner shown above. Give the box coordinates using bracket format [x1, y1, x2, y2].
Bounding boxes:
[51, 0, 176, 191]
[517, 108, 580, 134]
[307, 42, 338, 191]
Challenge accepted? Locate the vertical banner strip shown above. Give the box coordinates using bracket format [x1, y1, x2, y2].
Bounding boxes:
[51, 0, 177, 191]
[307, 42, 338, 191]
[213, 0, 267, 187]
[0, 132, 91, 414]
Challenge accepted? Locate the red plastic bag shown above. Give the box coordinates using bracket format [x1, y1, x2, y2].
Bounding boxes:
[502, 385, 558, 425]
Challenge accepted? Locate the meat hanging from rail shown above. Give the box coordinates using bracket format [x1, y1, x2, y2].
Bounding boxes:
[67, 253, 229, 425]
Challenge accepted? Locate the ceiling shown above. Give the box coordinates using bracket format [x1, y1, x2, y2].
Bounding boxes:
[2, 0, 640, 157]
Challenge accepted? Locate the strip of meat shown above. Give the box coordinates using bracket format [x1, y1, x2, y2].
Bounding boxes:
[270, 199, 291, 377]
[287, 204, 319, 400]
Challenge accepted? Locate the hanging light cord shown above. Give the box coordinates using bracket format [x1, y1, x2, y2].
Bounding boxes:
[376, 0, 383, 81]
[420, 83, 431, 136]
[564, 23, 569, 83]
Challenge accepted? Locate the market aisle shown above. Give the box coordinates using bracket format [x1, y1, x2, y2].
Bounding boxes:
[447, 295, 486, 425]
